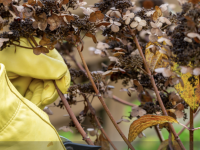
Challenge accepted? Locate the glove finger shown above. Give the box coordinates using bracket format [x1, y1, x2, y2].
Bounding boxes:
[25, 79, 43, 106]
[10, 76, 32, 97]
[41, 80, 58, 108]
[0, 38, 67, 80]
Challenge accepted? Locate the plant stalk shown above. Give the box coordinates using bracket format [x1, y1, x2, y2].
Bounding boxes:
[54, 83, 94, 145]
[190, 108, 194, 150]
[84, 95, 118, 150]
[129, 27, 186, 150]
[178, 109, 200, 135]
[154, 126, 164, 142]
[112, 95, 137, 107]
[76, 45, 135, 150]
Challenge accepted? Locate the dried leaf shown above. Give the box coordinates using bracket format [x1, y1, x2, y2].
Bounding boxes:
[188, 0, 200, 4]
[175, 72, 200, 111]
[47, 14, 62, 31]
[85, 32, 98, 43]
[128, 115, 178, 142]
[145, 42, 169, 72]
[89, 11, 104, 22]
[111, 24, 119, 32]
[131, 106, 146, 118]
[39, 33, 57, 50]
[33, 46, 49, 55]
[59, 126, 73, 133]
[94, 133, 110, 150]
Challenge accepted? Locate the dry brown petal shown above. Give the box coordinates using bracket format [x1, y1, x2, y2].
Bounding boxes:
[139, 20, 147, 26]
[149, 34, 158, 42]
[117, 118, 130, 124]
[137, 25, 143, 31]
[111, 24, 119, 32]
[33, 46, 49, 55]
[180, 66, 193, 74]
[176, 103, 185, 111]
[187, 32, 200, 40]
[159, 17, 171, 25]
[130, 21, 138, 28]
[169, 92, 182, 103]
[39, 34, 57, 50]
[155, 68, 173, 77]
[94, 133, 109, 150]
[184, 37, 192, 43]
[131, 106, 146, 118]
[160, 4, 169, 12]
[47, 14, 62, 31]
[85, 32, 98, 43]
[125, 17, 131, 25]
[89, 11, 104, 22]
[175, 110, 184, 118]
[59, 126, 73, 133]
[193, 68, 200, 76]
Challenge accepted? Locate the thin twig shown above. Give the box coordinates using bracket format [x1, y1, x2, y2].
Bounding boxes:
[11, 43, 34, 49]
[112, 95, 137, 107]
[84, 95, 118, 150]
[128, 26, 186, 150]
[54, 82, 94, 145]
[178, 109, 200, 135]
[154, 126, 164, 142]
[76, 45, 135, 150]
[190, 108, 194, 150]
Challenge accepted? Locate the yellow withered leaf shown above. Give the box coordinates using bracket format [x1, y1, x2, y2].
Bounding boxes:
[145, 42, 169, 72]
[174, 72, 200, 111]
[128, 115, 178, 142]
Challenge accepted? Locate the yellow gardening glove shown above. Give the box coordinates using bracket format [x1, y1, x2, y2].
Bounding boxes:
[0, 37, 71, 109]
[0, 63, 66, 150]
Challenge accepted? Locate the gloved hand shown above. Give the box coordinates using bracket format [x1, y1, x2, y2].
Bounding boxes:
[0, 63, 66, 150]
[0, 37, 71, 109]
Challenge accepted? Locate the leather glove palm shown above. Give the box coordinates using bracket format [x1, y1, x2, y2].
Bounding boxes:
[0, 37, 70, 109]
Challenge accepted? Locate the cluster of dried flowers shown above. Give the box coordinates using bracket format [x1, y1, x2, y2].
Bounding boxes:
[1, 0, 200, 149]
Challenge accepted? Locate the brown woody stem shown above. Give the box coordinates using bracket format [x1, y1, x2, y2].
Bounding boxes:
[112, 95, 137, 107]
[54, 83, 94, 145]
[76, 45, 135, 150]
[84, 95, 118, 150]
[128, 26, 186, 150]
[190, 108, 194, 150]
[178, 109, 200, 135]
[154, 126, 164, 142]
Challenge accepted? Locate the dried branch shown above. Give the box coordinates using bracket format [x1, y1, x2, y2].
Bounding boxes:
[112, 95, 137, 107]
[128, 26, 186, 150]
[54, 82, 94, 145]
[178, 109, 200, 135]
[154, 126, 164, 142]
[190, 108, 194, 150]
[76, 44, 135, 150]
[84, 95, 118, 150]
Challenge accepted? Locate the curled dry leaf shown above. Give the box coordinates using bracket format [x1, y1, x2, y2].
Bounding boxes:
[85, 32, 98, 43]
[59, 126, 73, 133]
[89, 11, 104, 22]
[33, 46, 49, 55]
[128, 115, 178, 142]
[94, 133, 110, 150]
[145, 42, 169, 72]
[131, 106, 146, 118]
[47, 14, 62, 31]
